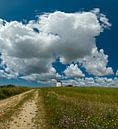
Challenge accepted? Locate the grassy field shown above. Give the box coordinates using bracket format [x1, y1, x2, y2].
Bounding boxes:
[0, 85, 30, 100]
[40, 87, 118, 129]
[0, 86, 118, 129]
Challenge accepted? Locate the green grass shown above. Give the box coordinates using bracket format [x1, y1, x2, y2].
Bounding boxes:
[40, 87, 118, 129]
[0, 85, 31, 100]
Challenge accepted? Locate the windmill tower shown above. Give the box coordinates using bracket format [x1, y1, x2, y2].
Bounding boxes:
[55, 78, 62, 87]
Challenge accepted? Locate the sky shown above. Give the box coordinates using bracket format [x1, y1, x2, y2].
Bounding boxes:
[0, 0, 118, 87]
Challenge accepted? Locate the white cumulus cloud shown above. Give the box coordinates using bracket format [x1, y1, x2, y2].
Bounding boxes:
[62, 77, 118, 87]
[79, 48, 113, 76]
[64, 64, 85, 77]
[116, 70, 118, 76]
[0, 9, 112, 83]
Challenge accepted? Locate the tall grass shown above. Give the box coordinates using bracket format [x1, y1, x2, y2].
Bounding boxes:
[40, 87, 118, 129]
[0, 85, 30, 100]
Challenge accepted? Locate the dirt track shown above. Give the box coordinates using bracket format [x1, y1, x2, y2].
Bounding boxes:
[0, 89, 45, 129]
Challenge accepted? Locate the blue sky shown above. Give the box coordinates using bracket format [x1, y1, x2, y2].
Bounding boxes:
[0, 0, 118, 86]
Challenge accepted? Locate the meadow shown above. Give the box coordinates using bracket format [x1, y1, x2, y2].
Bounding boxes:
[40, 87, 118, 129]
[0, 85, 30, 100]
[0, 86, 118, 129]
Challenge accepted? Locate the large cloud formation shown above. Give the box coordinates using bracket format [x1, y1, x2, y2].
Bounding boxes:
[64, 64, 85, 77]
[62, 77, 118, 87]
[79, 48, 113, 76]
[0, 9, 115, 85]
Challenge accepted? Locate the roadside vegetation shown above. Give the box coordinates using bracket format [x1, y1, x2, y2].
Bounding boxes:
[0, 85, 31, 100]
[40, 87, 118, 129]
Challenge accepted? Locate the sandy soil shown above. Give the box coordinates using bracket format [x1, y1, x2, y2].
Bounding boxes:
[0, 90, 33, 118]
[0, 89, 45, 129]
[8, 90, 38, 129]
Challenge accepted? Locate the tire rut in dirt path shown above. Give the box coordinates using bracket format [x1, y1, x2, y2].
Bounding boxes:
[0, 89, 47, 129]
[0, 89, 35, 129]
[0, 89, 34, 118]
[7, 90, 39, 129]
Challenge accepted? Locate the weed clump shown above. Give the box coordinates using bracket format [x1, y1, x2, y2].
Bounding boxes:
[0, 85, 30, 99]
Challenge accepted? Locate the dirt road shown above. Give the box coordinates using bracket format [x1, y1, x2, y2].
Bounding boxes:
[0, 89, 46, 129]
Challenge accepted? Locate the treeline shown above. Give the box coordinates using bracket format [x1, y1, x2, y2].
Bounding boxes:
[0, 85, 31, 100]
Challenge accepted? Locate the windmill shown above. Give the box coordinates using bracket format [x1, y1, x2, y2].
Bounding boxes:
[55, 77, 62, 87]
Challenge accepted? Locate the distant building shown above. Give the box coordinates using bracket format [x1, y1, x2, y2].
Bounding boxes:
[56, 80, 62, 87]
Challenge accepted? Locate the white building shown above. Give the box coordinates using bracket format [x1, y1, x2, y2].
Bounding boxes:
[56, 80, 62, 87]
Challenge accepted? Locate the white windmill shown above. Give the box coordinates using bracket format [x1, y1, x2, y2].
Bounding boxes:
[56, 80, 63, 87]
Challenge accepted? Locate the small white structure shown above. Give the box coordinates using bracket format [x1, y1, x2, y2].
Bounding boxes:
[56, 80, 62, 87]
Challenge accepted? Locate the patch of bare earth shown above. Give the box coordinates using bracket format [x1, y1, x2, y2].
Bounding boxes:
[0, 89, 47, 129]
[0, 90, 33, 119]
[7, 90, 38, 129]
